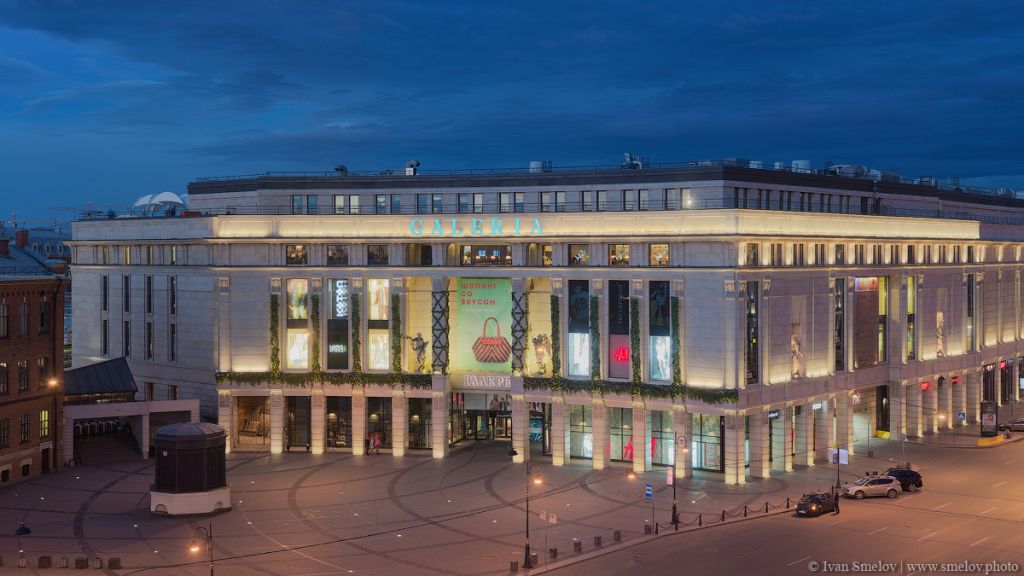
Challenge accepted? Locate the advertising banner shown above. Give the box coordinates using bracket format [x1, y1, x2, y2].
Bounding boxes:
[567, 280, 590, 334]
[980, 401, 998, 437]
[452, 278, 513, 373]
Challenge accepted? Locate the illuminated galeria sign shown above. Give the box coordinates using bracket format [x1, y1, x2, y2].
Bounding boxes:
[409, 218, 543, 237]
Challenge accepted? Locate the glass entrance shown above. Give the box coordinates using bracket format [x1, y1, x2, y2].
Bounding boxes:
[286, 396, 311, 450]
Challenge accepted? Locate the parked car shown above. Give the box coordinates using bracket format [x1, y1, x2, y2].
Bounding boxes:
[1000, 418, 1024, 432]
[796, 492, 838, 516]
[843, 476, 902, 499]
[883, 468, 923, 492]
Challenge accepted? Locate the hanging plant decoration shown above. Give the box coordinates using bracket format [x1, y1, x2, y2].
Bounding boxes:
[351, 292, 362, 373]
[671, 296, 682, 386]
[629, 296, 641, 385]
[589, 295, 600, 381]
[269, 293, 281, 383]
[216, 371, 432, 389]
[311, 293, 321, 379]
[550, 294, 561, 377]
[522, 377, 738, 404]
[391, 293, 402, 373]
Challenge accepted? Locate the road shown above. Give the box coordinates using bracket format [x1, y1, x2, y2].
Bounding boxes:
[553, 440, 1024, 575]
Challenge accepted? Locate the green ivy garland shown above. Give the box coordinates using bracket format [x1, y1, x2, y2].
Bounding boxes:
[351, 292, 361, 372]
[310, 293, 321, 378]
[523, 377, 738, 404]
[550, 294, 561, 376]
[589, 295, 600, 381]
[269, 293, 281, 382]
[216, 371, 432, 389]
[629, 296, 641, 385]
[391, 293, 402, 373]
[670, 296, 682, 386]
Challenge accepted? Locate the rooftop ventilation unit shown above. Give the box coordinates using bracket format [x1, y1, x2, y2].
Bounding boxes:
[621, 153, 648, 170]
[749, 160, 763, 169]
[334, 165, 348, 175]
[791, 159, 811, 173]
[405, 160, 420, 176]
[529, 160, 553, 174]
[917, 176, 940, 187]
[773, 161, 787, 170]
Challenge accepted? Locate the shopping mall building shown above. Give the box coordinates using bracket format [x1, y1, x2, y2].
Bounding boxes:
[68, 160, 1024, 483]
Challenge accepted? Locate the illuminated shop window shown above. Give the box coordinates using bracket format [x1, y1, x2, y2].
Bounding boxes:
[649, 244, 669, 267]
[648, 281, 671, 381]
[367, 279, 390, 371]
[609, 244, 630, 267]
[286, 245, 308, 266]
[568, 244, 590, 266]
[461, 245, 511, 266]
[286, 330, 309, 369]
[327, 245, 349, 266]
[368, 330, 390, 370]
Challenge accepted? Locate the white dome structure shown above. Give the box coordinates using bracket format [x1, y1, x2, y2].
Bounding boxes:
[131, 192, 186, 216]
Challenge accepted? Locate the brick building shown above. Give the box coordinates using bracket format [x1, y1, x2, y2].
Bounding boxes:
[0, 229, 66, 484]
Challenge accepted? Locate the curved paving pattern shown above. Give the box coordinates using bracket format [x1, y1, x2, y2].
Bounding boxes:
[0, 442, 848, 575]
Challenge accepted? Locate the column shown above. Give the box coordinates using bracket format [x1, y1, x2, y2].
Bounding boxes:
[139, 413, 150, 458]
[218, 391, 233, 455]
[270, 390, 284, 455]
[511, 395, 528, 463]
[673, 406, 692, 479]
[352, 392, 367, 455]
[392, 392, 408, 457]
[813, 400, 831, 463]
[923, 381, 938, 434]
[939, 378, 954, 430]
[724, 413, 746, 485]
[794, 404, 813, 467]
[954, 376, 968, 427]
[310, 390, 325, 455]
[591, 400, 607, 470]
[966, 370, 980, 424]
[631, 402, 651, 474]
[770, 408, 793, 472]
[551, 398, 570, 466]
[431, 391, 449, 459]
[888, 382, 906, 440]
[905, 382, 922, 438]
[748, 410, 770, 479]
[835, 392, 854, 455]
[866, 390, 877, 435]
[511, 279, 528, 376]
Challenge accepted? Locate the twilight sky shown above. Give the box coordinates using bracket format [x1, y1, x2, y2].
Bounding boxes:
[2, 1, 1023, 223]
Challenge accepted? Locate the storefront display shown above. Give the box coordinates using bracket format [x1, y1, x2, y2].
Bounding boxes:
[567, 280, 590, 377]
[452, 278, 513, 373]
[368, 329, 389, 371]
[608, 280, 631, 379]
[328, 279, 350, 370]
[569, 404, 593, 458]
[691, 413, 723, 471]
[287, 279, 308, 320]
[650, 410, 674, 466]
[608, 407, 633, 461]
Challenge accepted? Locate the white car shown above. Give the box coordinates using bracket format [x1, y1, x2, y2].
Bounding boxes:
[843, 475, 902, 499]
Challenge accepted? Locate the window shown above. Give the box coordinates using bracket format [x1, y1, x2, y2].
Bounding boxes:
[286, 279, 310, 370]
[0, 304, 7, 338]
[607, 280, 631, 379]
[431, 194, 442, 214]
[567, 280, 591, 377]
[39, 410, 49, 439]
[835, 244, 846, 265]
[19, 302, 28, 336]
[569, 405, 593, 458]
[19, 414, 29, 443]
[123, 275, 130, 312]
[966, 273, 976, 352]
[814, 243, 826, 266]
[408, 244, 433, 266]
[854, 244, 866, 265]
[101, 319, 109, 356]
[555, 191, 565, 212]
[334, 194, 347, 214]
[461, 245, 512, 266]
[327, 245, 349, 266]
[418, 194, 432, 214]
[169, 245, 178, 265]
[0, 419, 7, 448]
[792, 243, 806, 266]
[954, 245, 962, 263]
[367, 245, 389, 266]
[123, 246, 131, 265]
[376, 194, 387, 214]
[834, 278, 846, 371]
[459, 193, 483, 214]
[500, 193, 513, 213]
[890, 245, 901, 265]
[597, 190, 607, 211]
[569, 244, 590, 266]
[292, 195, 303, 215]
[541, 192, 554, 213]
[37, 357, 48, 384]
[0, 363, 7, 394]
[967, 245, 975, 263]
[639, 189, 650, 210]
[286, 244, 308, 266]
[907, 245, 916, 264]
[872, 244, 883, 265]
[169, 276, 177, 315]
[348, 194, 360, 214]
[542, 244, 552, 266]
[667, 188, 681, 210]
[745, 281, 759, 385]
[101, 246, 109, 265]
[649, 244, 669, 267]
[391, 195, 402, 214]
[649, 281, 671, 381]
[770, 243, 784, 266]
[609, 244, 630, 267]
[608, 407, 633, 461]
[745, 243, 760, 266]
[623, 190, 636, 211]
[145, 275, 153, 314]
[923, 245, 932, 264]
[939, 244, 947, 263]
[367, 279, 390, 371]
[146, 322, 153, 359]
[307, 195, 318, 215]
[169, 323, 177, 362]
[906, 275, 916, 361]
[582, 191, 594, 212]
[18, 361, 28, 391]
[123, 321, 131, 357]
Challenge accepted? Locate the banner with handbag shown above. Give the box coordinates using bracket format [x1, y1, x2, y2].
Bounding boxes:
[473, 317, 512, 363]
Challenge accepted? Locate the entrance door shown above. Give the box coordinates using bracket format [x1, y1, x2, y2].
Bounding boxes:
[42, 448, 50, 474]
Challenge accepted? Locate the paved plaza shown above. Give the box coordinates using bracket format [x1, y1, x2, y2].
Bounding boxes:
[0, 430, 1016, 575]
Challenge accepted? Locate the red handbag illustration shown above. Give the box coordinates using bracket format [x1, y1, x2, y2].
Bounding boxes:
[473, 317, 513, 363]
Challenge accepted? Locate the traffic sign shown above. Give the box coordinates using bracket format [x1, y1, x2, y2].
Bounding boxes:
[957, 411, 966, 421]
[644, 482, 653, 502]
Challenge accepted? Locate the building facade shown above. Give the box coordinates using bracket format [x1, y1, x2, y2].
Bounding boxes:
[0, 230, 66, 484]
[69, 161, 1024, 483]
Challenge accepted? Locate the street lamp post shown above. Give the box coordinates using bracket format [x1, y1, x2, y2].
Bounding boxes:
[190, 524, 214, 576]
[509, 449, 541, 569]
[671, 434, 688, 530]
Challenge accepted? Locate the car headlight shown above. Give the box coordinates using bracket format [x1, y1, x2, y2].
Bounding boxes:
[810, 505, 817, 510]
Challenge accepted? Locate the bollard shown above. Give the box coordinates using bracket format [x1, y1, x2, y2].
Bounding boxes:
[764, 502, 769, 513]
[721, 510, 726, 522]
[18, 556, 27, 568]
[643, 524, 652, 535]
[613, 530, 621, 542]
[743, 506, 748, 518]
[509, 560, 518, 573]
[38, 556, 52, 568]
[655, 523, 659, 535]
[530, 553, 538, 566]
[698, 514, 702, 527]
[573, 540, 583, 553]
[594, 536, 602, 548]
[92, 557, 103, 569]
[549, 548, 558, 559]
[108, 557, 122, 570]
[786, 498, 791, 509]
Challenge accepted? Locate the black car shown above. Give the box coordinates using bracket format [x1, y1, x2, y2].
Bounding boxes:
[883, 468, 923, 492]
[796, 492, 838, 517]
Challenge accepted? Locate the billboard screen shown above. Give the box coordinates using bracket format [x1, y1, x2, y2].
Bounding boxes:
[452, 278, 513, 373]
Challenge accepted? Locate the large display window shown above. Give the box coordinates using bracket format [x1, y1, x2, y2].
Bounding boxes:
[609, 407, 634, 461]
[287, 279, 309, 320]
[368, 279, 390, 321]
[368, 329, 389, 371]
[408, 398, 432, 450]
[366, 396, 392, 449]
[569, 404, 593, 458]
[367, 279, 390, 371]
[567, 280, 590, 377]
[326, 396, 352, 449]
[651, 410, 674, 466]
[608, 280, 631, 379]
[691, 414, 723, 472]
[286, 330, 309, 369]
[648, 281, 671, 381]
[327, 279, 350, 370]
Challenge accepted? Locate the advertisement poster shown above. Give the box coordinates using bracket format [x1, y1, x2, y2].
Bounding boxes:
[452, 278, 513, 373]
[980, 401, 998, 437]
